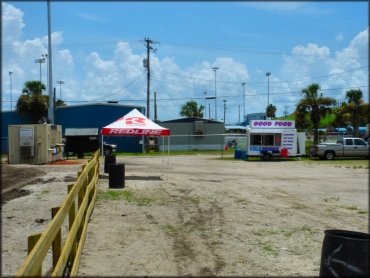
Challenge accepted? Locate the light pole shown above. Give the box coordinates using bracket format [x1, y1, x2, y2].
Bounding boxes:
[204, 91, 207, 119]
[34, 57, 46, 83]
[223, 100, 227, 124]
[242, 82, 246, 121]
[206, 96, 216, 119]
[212, 67, 219, 120]
[238, 105, 240, 123]
[266, 72, 271, 107]
[9, 71, 13, 111]
[56, 81, 64, 100]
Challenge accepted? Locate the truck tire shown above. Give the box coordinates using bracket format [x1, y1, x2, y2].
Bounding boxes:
[324, 151, 335, 160]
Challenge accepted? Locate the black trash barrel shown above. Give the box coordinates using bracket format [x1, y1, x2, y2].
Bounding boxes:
[109, 163, 125, 189]
[104, 154, 116, 173]
[319, 229, 369, 277]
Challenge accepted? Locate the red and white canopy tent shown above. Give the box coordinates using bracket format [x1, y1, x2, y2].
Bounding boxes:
[101, 108, 170, 153]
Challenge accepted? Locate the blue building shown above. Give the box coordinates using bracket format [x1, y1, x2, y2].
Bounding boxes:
[236, 112, 267, 126]
[1, 103, 145, 153]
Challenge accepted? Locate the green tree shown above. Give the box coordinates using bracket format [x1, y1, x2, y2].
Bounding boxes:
[16, 80, 66, 123]
[17, 80, 48, 123]
[265, 104, 277, 119]
[180, 100, 204, 118]
[334, 89, 369, 137]
[294, 83, 336, 144]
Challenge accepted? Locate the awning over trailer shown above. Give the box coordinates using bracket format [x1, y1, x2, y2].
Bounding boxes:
[101, 108, 170, 136]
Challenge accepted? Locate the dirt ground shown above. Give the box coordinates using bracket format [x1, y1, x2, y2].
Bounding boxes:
[1, 154, 369, 276]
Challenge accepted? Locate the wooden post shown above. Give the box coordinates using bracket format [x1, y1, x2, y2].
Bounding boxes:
[51, 207, 62, 270]
[67, 184, 77, 265]
[28, 233, 42, 276]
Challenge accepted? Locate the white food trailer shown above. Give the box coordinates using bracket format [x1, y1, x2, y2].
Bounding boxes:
[246, 120, 306, 160]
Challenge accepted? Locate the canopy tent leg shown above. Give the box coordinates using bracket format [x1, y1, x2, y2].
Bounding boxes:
[101, 135, 104, 156]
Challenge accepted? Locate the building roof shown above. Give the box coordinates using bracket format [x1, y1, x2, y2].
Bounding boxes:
[56, 102, 145, 111]
[161, 117, 222, 124]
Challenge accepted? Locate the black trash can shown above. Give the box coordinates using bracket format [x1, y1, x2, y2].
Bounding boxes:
[104, 154, 116, 173]
[109, 163, 125, 189]
[319, 229, 369, 277]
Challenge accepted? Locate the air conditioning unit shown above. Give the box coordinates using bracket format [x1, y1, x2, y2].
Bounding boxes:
[20, 146, 34, 157]
[20, 127, 35, 157]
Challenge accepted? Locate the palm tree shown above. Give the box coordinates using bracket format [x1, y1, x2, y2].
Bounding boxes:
[265, 104, 277, 119]
[16, 80, 66, 123]
[180, 100, 204, 118]
[17, 80, 48, 123]
[335, 89, 368, 137]
[295, 83, 336, 144]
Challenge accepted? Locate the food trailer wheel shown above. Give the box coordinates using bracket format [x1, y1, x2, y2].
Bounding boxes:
[261, 152, 271, 161]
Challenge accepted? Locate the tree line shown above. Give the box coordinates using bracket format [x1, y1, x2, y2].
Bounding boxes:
[15, 80, 368, 145]
[180, 83, 369, 144]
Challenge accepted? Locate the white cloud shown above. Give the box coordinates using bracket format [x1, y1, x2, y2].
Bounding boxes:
[2, 2, 25, 42]
[276, 28, 368, 114]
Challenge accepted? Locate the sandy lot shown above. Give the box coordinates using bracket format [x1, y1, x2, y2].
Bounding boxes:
[1, 154, 369, 276]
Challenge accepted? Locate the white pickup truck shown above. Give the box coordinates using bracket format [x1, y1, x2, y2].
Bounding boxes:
[310, 137, 369, 160]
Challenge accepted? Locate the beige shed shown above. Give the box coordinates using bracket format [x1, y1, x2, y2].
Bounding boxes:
[8, 124, 64, 164]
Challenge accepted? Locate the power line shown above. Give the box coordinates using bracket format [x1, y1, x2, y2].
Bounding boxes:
[152, 65, 368, 85]
[91, 71, 146, 101]
[60, 85, 368, 104]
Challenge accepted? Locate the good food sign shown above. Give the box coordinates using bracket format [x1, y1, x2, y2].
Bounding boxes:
[250, 120, 295, 129]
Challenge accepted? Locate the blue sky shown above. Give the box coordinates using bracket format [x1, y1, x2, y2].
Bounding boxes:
[2, 1, 369, 124]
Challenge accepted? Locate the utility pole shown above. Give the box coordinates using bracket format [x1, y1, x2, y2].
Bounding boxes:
[284, 106, 289, 117]
[9, 71, 13, 111]
[142, 37, 159, 119]
[47, 0, 54, 124]
[154, 91, 157, 122]
[212, 67, 219, 121]
[204, 91, 207, 119]
[223, 100, 227, 124]
[56, 80, 64, 100]
[53, 87, 56, 122]
[266, 72, 271, 107]
[242, 82, 246, 121]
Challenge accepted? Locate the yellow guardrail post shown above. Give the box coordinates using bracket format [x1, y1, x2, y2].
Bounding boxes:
[67, 184, 77, 266]
[27, 234, 42, 276]
[51, 207, 62, 270]
[16, 150, 100, 277]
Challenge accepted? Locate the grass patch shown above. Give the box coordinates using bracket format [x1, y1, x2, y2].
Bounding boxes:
[185, 196, 201, 205]
[161, 224, 179, 234]
[97, 189, 156, 206]
[339, 205, 368, 214]
[253, 229, 280, 237]
[282, 225, 315, 238]
[261, 241, 279, 256]
[37, 188, 50, 199]
[291, 203, 307, 209]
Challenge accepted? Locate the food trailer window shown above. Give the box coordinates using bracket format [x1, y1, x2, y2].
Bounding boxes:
[251, 134, 262, 145]
[262, 135, 274, 146]
[251, 134, 275, 146]
[274, 134, 281, 146]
